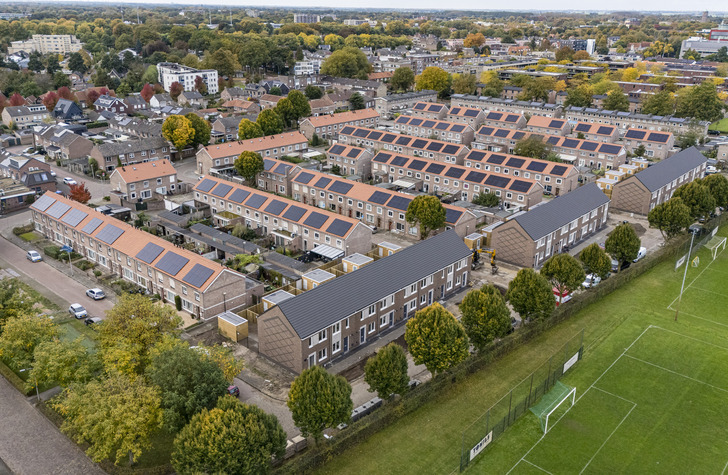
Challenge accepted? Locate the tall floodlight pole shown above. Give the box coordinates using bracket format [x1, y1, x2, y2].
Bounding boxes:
[675, 225, 700, 322]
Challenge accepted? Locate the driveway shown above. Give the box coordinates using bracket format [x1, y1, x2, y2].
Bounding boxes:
[0, 376, 104, 475]
[49, 163, 110, 205]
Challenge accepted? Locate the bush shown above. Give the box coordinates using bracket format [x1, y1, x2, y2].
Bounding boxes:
[103, 196, 110, 201]
[19, 232, 39, 242]
[93, 270, 102, 277]
[73, 260, 95, 271]
[43, 245, 60, 259]
[175, 295, 182, 311]
[12, 224, 33, 236]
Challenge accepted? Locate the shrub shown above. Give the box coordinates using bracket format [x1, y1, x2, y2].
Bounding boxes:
[12, 224, 33, 236]
[103, 196, 110, 201]
[74, 260, 95, 271]
[43, 245, 60, 259]
[175, 295, 182, 311]
[93, 270, 102, 277]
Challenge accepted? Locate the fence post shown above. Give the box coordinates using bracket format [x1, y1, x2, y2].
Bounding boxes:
[485, 409, 490, 435]
[507, 389, 513, 425]
[547, 356, 553, 389]
[528, 372, 534, 407]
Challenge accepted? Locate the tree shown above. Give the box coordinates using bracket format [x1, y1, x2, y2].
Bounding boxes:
[573, 50, 591, 61]
[506, 269, 555, 322]
[415, 66, 452, 98]
[68, 52, 87, 74]
[349, 92, 365, 110]
[479, 70, 504, 97]
[0, 280, 33, 334]
[675, 81, 725, 122]
[405, 195, 446, 240]
[172, 396, 286, 474]
[459, 285, 511, 351]
[203, 48, 241, 78]
[703, 174, 728, 209]
[54, 373, 162, 465]
[184, 113, 211, 148]
[320, 46, 371, 80]
[540, 254, 586, 299]
[9, 93, 25, 106]
[140, 83, 154, 102]
[238, 119, 264, 140]
[256, 109, 284, 136]
[0, 314, 58, 370]
[633, 144, 646, 157]
[268, 86, 282, 96]
[287, 366, 352, 441]
[162, 115, 195, 151]
[53, 71, 71, 89]
[518, 77, 555, 102]
[472, 192, 500, 207]
[451, 73, 477, 95]
[29, 338, 96, 389]
[555, 46, 575, 62]
[464, 32, 486, 48]
[640, 89, 675, 116]
[42, 91, 59, 111]
[364, 343, 409, 399]
[673, 180, 716, 219]
[390, 67, 415, 92]
[287, 89, 311, 121]
[514, 136, 550, 159]
[97, 294, 182, 376]
[28, 53, 44, 72]
[564, 85, 593, 108]
[579, 243, 611, 279]
[648, 197, 693, 240]
[169, 81, 183, 101]
[68, 182, 91, 204]
[275, 97, 296, 127]
[405, 303, 469, 374]
[147, 345, 229, 431]
[234, 151, 264, 187]
[194, 76, 207, 95]
[45, 54, 60, 75]
[605, 223, 641, 270]
[602, 90, 630, 112]
[304, 84, 323, 100]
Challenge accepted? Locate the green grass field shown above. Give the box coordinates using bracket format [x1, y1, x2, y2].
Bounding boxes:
[318, 234, 728, 475]
[709, 118, 728, 133]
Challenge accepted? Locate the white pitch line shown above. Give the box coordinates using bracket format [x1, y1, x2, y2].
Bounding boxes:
[521, 458, 554, 474]
[669, 310, 728, 329]
[685, 285, 728, 298]
[651, 325, 728, 352]
[579, 403, 637, 475]
[667, 244, 728, 311]
[623, 354, 728, 394]
[721, 459, 728, 475]
[591, 386, 638, 405]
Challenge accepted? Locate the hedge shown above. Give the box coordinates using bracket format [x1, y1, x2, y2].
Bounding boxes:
[12, 224, 33, 236]
[0, 359, 27, 395]
[43, 245, 61, 259]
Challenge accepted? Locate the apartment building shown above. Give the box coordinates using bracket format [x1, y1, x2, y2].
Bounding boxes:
[571, 122, 619, 142]
[526, 116, 571, 136]
[2, 105, 49, 129]
[157, 62, 219, 95]
[409, 102, 449, 120]
[392, 115, 475, 145]
[445, 106, 487, 129]
[257, 157, 301, 195]
[610, 147, 707, 215]
[326, 144, 373, 179]
[481, 111, 526, 130]
[290, 169, 478, 237]
[298, 109, 380, 141]
[338, 126, 469, 165]
[109, 160, 178, 202]
[90, 137, 171, 173]
[621, 128, 675, 160]
[8, 34, 82, 54]
[491, 183, 610, 268]
[564, 106, 710, 136]
[450, 94, 563, 118]
[257, 229, 472, 373]
[30, 193, 261, 318]
[196, 132, 308, 175]
[371, 151, 543, 209]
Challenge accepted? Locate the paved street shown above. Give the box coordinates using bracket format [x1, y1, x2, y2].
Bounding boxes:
[0, 376, 104, 475]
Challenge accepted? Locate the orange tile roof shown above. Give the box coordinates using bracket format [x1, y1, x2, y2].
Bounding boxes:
[309, 96, 335, 109]
[259, 94, 283, 104]
[464, 149, 575, 177]
[527, 116, 568, 129]
[368, 71, 394, 80]
[573, 122, 617, 136]
[222, 99, 256, 109]
[302, 109, 379, 128]
[201, 132, 308, 159]
[447, 106, 483, 118]
[326, 144, 369, 160]
[112, 159, 176, 183]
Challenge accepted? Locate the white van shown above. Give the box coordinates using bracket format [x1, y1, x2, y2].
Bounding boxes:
[633, 247, 647, 262]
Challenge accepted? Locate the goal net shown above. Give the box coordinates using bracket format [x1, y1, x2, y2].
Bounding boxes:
[530, 381, 576, 434]
[706, 235, 727, 261]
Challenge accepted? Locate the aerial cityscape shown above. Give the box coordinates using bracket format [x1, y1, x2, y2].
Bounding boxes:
[0, 3, 727, 474]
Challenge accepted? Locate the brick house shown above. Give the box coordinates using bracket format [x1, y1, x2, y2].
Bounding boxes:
[409, 101, 449, 120]
[94, 95, 129, 114]
[0, 178, 35, 212]
[259, 94, 283, 109]
[450, 94, 563, 119]
[570, 122, 619, 142]
[374, 90, 438, 119]
[212, 117, 242, 142]
[221, 99, 260, 115]
[446, 106, 487, 129]
[309, 96, 336, 116]
[109, 159, 178, 202]
[298, 109, 380, 141]
[526, 116, 571, 136]
[480, 111, 526, 130]
[178, 91, 206, 108]
[392, 115, 475, 145]
[564, 106, 710, 136]
[0, 155, 50, 180]
[22, 170, 56, 194]
[1, 105, 49, 129]
[258, 157, 301, 195]
[621, 128, 675, 160]
[220, 87, 246, 102]
[491, 183, 610, 268]
[257, 229, 471, 373]
[123, 95, 149, 113]
[196, 132, 308, 175]
[326, 144, 373, 179]
[90, 137, 171, 173]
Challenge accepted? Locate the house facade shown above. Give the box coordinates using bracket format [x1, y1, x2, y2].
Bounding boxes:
[450, 94, 563, 118]
[392, 115, 475, 145]
[326, 144, 373, 179]
[2, 105, 49, 129]
[409, 101, 449, 120]
[446, 106, 487, 129]
[374, 90, 438, 119]
[90, 137, 171, 173]
[94, 95, 129, 115]
[298, 109, 380, 141]
[157, 63, 219, 95]
[109, 160, 178, 202]
[52, 99, 84, 121]
[621, 128, 675, 160]
[564, 106, 710, 136]
[257, 157, 301, 195]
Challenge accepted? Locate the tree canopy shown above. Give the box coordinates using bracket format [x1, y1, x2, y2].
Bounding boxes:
[415, 67, 451, 98]
[459, 285, 511, 351]
[364, 343, 410, 398]
[0, 313, 58, 370]
[320, 46, 371, 80]
[647, 197, 693, 240]
[405, 195, 446, 240]
[238, 118, 264, 140]
[405, 303, 469, 374]
[234, 151, 264, 187]
[256, 109, 284, 136]
[390, 67, 415, 92]
[540, 253, 586, 297]
[672, 180, 716, 219]
[605, 223, 641, 269]
[184, 113, 211, 148]
[162, 114, 195, 151]
[506, 268, 555, 321]
[579, 243, 611, 279]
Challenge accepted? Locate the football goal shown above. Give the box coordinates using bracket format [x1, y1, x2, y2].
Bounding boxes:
[530, 381, 576, 434]
[706, 235, 727, 261]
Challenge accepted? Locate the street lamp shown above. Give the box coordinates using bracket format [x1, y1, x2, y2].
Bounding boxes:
[19, 368, 40, 402]
[675, 224, 702, 322]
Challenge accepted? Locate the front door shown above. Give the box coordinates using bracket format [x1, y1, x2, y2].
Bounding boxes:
[343, 336, 349, 353]
[428, 290, 433, 305]
[389, 311, 393, 326]
[441, 285, 445, 299]
[308, 354, 315, 368]
[360, 327, 366, 344]
[403, 303, 408, 318]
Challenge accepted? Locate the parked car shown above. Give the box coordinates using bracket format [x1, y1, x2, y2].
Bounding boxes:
[84, 317, 103, 326]
[582, 274, 602, 288]
[63, 177, 77, 185]
[50, 170, 56, 178]
[705, 165, 718, 175]
[86, 288, 106, 300]
[228, 385, 240, 397]
[68, 303, 87, 319]
[633, 247, 647, 262]
[26, 250, 42, 262]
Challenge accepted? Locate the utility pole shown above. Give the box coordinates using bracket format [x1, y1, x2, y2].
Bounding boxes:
[137, 7, 140, 25]
[120, 7, 124, 23]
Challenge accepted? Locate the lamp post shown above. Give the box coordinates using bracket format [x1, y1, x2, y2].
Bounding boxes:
[19, 368, 40, 403]
[675, 224, 701, 322]
[223, 292, 227, 312]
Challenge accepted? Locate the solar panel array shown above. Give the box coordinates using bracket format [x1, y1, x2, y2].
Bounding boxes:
[47, 201, 71, 219]
[346, 148, 361, 158]
[575, 123, 591, 132]
[60, 208, 88, 227]
[580, 141, 598, 151]
[485, 175, 510, 188]
[211, 183, 233, 198]
[282, 205, 306, 222]
[468, 150, 486, 161]
[228, 188, 251, 203]
[353, 128, 369, 138]
[264, 199, 288, 216]
[649, 132, 670, 143]
[427, 163, 446, 174]
[464, 109, 480, 118]
[32, 194, 56, 212]
[551, 165, 568, 176]
[314, 176, 333, 189]
[510, 180, 532, 192]
[442, 144, 459, 154]
[451, 124, 465, 133]
[547, 136, 560, 145]
[246, 193, 267, 209]
[304, 211, 328, 229]
[465, 171, 486, 183]
[273, 163, 290, 174]
[494, 129, 510, 138]
[329, 181, 354, 194]
[392, 156, 409, 166]
[136, 242, 165, 264]
[81, 217, 103, 234]
[562, 138, 580, 149]
[373, 153, 391, 163]
[445, 167, 465, 178]
[96, 224, 125, 245]
[600, 144, 622, 154]
[445, 208, 463, 223]
[479, 126, 494, 136]
[326, 219, 353, 237]
[624, 129, 645, 139]
[487, 154, 506, 165]
[294, 171, 314, 184]
[426, 142, 443, 152]
[513, 131, 526, 140]
[368, 131, 383, 140]
[182, 263, 215, 288]
[263, 159, 276, 171]
[506, 157, 525, 168]
[388, 196, 411, 211]
[409, 159, 427, 170]
[369, 190, 392, 205]
[527, 161, 547, 172]
[413, 103, 426, 110]
[197, 178, 216, 192]
[396, 136, 411, 145]
[549, 120, 565, 128]
[155, 251, 190, 276]
[597, 126, 614, 135]
[487, 112, 503, 120]
[329, 144, 346, 155]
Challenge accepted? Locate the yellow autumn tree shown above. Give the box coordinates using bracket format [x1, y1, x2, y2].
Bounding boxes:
[162, 115, 195, 152]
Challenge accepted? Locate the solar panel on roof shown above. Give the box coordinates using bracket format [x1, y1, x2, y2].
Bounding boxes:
[263, 159, 275, 171]
[465, 171, 486, 183]
[526, 161, 547, 172]
[551, 165, 568, 176]
[228, 188, 250, 203]
[451, 124, 465, 133]
[273, 163, 290, 175]
[314, 177, 332, 188]
[197, 178, 216, 192]
[506, 157, 526, 168]
[450, 107, 461, 114]
[580, 141, 598, 151]
[548, 119, 565, 128]
[369, 190, 391, 204]
[61, 208, 88, 227]
[485, 175, 510, 188]
[32, 194, 56, 212]
[513, 131, 526, 140]
[442, 144, 459, 154]
[600, 144, 622, 154]
[409, 159, 427, 171]
[47, 201, 71, 219]
[426, 142, 443, 152]
[136, 242, 165, 264]
[182, 263, 215, 288]
[340, 126, 355, 135]
[391, 155, 409, 166]
[487, 112, 503, 120]
[81, 217, 103, 234]
[353, 128, 369, 138]
[426, 163, 446, 174]
[368, 131, 383, 140]
[155, 251, 189, 276]
[649, 132, 670, 143]
[326, 219, 353, 237]
[487, 154, 506, 165]
[413, 103, 426, 110]
[479, 126, 494, 136]
[381, 134, 396, 143]
[283, 205, 307, 222]
[346, 148, 361, 159]
[329, 144, 346, 155]
[411, 139, 428, 148]
[427, 104, 442, 111]
[509, 180, 532, 193]
[373, 152, 391, 163]
[494, 129, 510, 138]
[445, 167, 465, 178]
[294, 171, 314, 184]
[264, 199, 287, 216]
[211, 183, 233, 198]
[624, 129, 645, 139]
[246, 193, 267, 209]
[303, 211, 328, 229]
[330, 181, 354, 194]
[435, 122, 449, 130]
[464, 109, 479, 118]
[547, 136, 560, 145]
[445, 208, 463, 224]
[388, 195, 411, 211]
[395, 116, 408, 124]
[597, 126, 614, 135]
[410, 118, 423, 126]
[575, 123, 591, 132]
[96, 224, 125, 245]
[468, 150, 486, 161]
[396, 136, 411, 145]
[562, 138, 580, 148]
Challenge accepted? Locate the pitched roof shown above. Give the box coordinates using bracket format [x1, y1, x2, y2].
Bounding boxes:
[513, 183, 609, 240]
[96, 137, 169, 156]
[200, 132, 308, 160]
[309, 96, 335, 109]
[112, 159, 176, 183]
[273, 229, 471, 338]
[259, 94, 283, 104]
[326, 143, 368, 160]
[302, 109, 379, 128]
[527, 115, 568, 130]
[222, 99, 255, 109]
[631, 147, 707, 192]
[339, 125, 469, 156]
[394, 115, 474, 134]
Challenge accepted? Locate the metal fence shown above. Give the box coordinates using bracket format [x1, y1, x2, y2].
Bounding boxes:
[459, 329, 584, 471]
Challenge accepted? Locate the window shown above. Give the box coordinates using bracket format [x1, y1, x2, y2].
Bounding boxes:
[318, 330, 327, 342]
[333, 322, 340, 334]
[369, 304, 376, 316]
[368, 322, 376, 334]
[318, 348, 327, 361]
[332, 341, 341, 353]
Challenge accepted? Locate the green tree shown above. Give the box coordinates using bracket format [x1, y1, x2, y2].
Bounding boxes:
[640, 89, 675, 116]
[459, 285, 511, 351]
[647, 197, 693, 240]
[451, 73, 477, 95]
[364, 343, 409, 398]
[0, 280, 33, 334]
[234, 151, 264, 187]
[287, 366, 352, 441]
[54, 373, 163, 465]
[147, 344, 229, 431]
[45, 54, 60, 75]
[540, 254, 586, 298]
[514, 136, 550, 159]
[29, 338, 97, 390]
[472, 192, 500, 207]
[184, 113, 211, 148]
[518, 77, 555, 102]
[633, 144, 647, 157]
[605, 223, 641, 270]
[304, 84, 323, 99]
[275, 97, 296, 128]
[555, 46, 575, 62]
[405, 303, 469, 374]
[405, 195, 446, 239]
[238, 118, 264, 140]
[162, 115, 195, 151]
[172, 396, 286, 474]
[203, 48, 242, 78]
[390, 66, 415, 92]
[0, 314, 58, 370]
[268, 86, 282, 96]
[479, 70, 504, 97]
[415, 66, 452, 98]
[256, 109, 284, 136]
[602, 90, 630, 112]
[579, 243, 611, 279]
[320, 46, 371, 80]
[564, 85, 593, 108]
[349, 92, 365, 110]
[28, 52, 44, 72]
[287, 89, 311, 120]
[53, 71, 71, 89]
[506, 268, 555, 321]
[703, 174, 728, 209]
[675, 81, 725, 122]
[673, 180, 716, 219]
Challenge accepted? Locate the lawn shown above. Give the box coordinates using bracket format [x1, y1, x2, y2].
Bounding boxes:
[709, 117, 728, 133]
[318, 233, 728, 475]
[19, 231, 41, 242]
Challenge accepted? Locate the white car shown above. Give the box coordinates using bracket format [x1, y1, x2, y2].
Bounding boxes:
[63, 177, 77, 186]
[705, 166, 718, 175]
[86, 288, 106, 300]
[582, 274, 602, 288]
[26, 250, 42, 262]
[50, 170, 57, 178]
[68, 304, 88, 319]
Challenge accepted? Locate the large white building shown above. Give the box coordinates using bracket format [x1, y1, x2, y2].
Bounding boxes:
[8, 35, 83, 54]
[294, 59, 323, 76]
[293, 13, 320, 23]
[157, 62, 219, 95]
